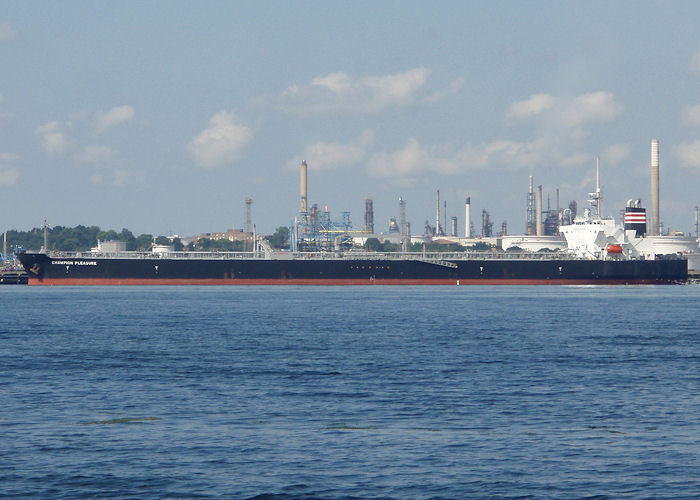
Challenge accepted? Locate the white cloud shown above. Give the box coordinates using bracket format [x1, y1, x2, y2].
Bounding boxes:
[690, 50, 700, 73]
[0, 168, 19, 186]
[561, 91, 623, 127]
[601, 143, 630, 166]
[423, 77, 466, 103]
[674, 140, 700, 168]
[0, 22, 18, 42]
[506, 93, 558, 120]
[35, 121, 59, 135]
[366, 139, 436, 178]
[96, 105, 135, 130]
[277, 68, 431, 115]
[506, 91, 623, 128]
[36, 121, 69, 158]
[90, 168, 134, 186]
[365, 135, 593, 180]
[74, 145, 113, 164]
[112, 169, 132, 186]
[188, 111, 253, 168]
[367, 139, 500, 179]
[682, 103, 700, 126]
[288, 131, 372, 171]
[0, 152, 19, 162]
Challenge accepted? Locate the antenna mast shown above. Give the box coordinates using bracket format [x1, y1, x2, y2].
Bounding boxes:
[596, 156, 601, 217]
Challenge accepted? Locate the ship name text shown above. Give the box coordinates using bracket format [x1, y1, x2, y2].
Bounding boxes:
[52, 260, 98, 266]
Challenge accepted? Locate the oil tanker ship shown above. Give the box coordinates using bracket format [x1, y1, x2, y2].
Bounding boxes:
[15, 148, 695, 286]
[16, 249, 687, 285]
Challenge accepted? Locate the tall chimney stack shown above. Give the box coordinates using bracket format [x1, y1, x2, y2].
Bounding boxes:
[300, 160, 308, 213]
[465, 197, 471, 238]
[650, 139, 660, 236]
[435, 190, 441, 236]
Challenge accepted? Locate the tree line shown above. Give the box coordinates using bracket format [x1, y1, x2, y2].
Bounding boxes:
[2, 225, 292, 254]
[2, 224, 494, 255]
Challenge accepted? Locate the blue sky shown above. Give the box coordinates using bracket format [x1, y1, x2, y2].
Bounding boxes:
[1, 1, 700, 237]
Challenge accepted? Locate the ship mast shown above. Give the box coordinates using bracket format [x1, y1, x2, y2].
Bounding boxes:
[42, 218, 48, 252]
[596, 156, 601, 217]
[587, 157, 602, 219]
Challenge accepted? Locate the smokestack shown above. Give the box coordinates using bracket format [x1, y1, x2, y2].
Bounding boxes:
[244, 197, 253, 234]
[651, 139, 660, 236]
[300, 160, 308, 213]
[435, 190, 441, 236]
[465, 197, 471, 238]
[536, 185, 543, 236]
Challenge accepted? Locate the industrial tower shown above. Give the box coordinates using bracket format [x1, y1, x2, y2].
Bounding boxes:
[650, 139, 660, 236]
[526, 176, 536, 235]
[244, 198, 253, 234]
[364, 198, 374, 233]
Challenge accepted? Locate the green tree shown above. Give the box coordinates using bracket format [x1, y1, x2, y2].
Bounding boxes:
[266, 226, 290, 249]
[192, 238, 246, 252]
[470, 242, 492, 251]
[97, 229, 119, 242]
[118, 228, 136, 249]
[134, 234, 153, 250]
[382, 242, 402, 252]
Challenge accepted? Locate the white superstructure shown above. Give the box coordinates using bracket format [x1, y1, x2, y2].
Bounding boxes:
[560, 210, 698, 260]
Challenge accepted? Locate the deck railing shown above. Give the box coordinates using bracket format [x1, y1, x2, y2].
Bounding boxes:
[42, 249, 586, 261]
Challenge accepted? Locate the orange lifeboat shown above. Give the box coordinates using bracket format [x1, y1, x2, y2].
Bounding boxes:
[606, 244, 623, 254]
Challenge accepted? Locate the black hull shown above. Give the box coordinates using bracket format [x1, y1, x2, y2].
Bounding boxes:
[16, 252, 688, 285]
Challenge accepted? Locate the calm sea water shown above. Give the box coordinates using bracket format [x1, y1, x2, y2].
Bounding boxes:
[1, 285, 699, 499]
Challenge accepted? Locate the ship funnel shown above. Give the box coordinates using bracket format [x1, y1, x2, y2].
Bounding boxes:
[624, 199, 647, 237]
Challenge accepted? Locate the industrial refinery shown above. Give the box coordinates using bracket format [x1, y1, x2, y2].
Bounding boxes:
[275, 139, 698, 275]
[11, 138, 698, 284]
[147, 136, 697, 278]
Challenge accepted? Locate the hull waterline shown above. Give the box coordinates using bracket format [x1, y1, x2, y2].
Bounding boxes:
[17, 251, 688, 286]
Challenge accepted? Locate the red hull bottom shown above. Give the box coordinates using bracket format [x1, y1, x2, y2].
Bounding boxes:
[28, 278, 676, 286]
